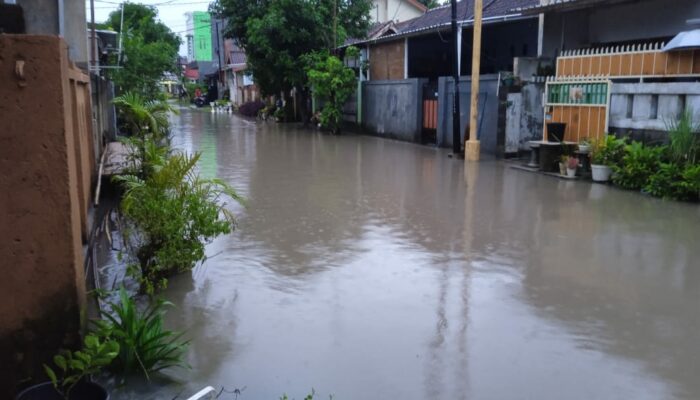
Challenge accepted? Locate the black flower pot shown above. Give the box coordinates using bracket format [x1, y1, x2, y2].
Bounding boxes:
[546, 122, 566, 142]
[16, 381, 108, 400]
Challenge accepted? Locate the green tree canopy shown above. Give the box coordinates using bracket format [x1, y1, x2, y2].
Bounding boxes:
[305, 48, 358, 133]
[212, 0, 371, 96]
[105, 3, 181, 97]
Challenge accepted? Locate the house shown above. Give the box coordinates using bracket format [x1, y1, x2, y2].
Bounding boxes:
[371, 0, 427, 23]
[507, 0, 700, 147]
[344, 0, 540, 152]
[206, 15, 259, 104]
[222, 39, 259, 104]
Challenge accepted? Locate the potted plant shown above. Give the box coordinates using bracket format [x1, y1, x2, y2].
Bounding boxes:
[559, 155, 568, 175]
[578, 139, 591, 154]
[590, 135, 625, 182]
[16, 335, 118, 400]
[566, 156, 579, 177]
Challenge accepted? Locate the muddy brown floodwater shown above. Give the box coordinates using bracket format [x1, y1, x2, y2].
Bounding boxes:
[109, 108, 700, 400]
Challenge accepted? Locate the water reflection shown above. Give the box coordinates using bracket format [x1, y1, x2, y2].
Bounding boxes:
[107, 108, 700, 399]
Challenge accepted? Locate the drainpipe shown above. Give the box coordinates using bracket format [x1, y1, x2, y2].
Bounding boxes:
[57, 0, 65, 37]
[118, 3, 124, 65]
[450, 0, 461, 155]
[90, 0, 96, 69]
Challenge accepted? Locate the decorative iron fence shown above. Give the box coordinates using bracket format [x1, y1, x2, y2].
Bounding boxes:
[556, 43, 700, 78]
[544, 76, 612, 142]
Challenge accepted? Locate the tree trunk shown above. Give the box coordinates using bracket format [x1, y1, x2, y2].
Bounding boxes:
[298, 86, 311, 126]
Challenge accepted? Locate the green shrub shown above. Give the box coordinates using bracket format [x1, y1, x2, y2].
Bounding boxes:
[119, 135, 170, 180]
[43, 335, 119, 397]
[590, 134, 626, 166]
[113, 92, 176, 140]
[667, 110, 700, 165]
[612, 141, 666, 190]
[115, 151, 243, 293]
[645, 163, 700, 201]
[92, 287, 188, 379]
[305, 47, 358, 133]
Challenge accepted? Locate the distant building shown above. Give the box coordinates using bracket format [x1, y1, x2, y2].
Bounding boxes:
[371, 0, 427, 23]
[185, 11, 213, 62]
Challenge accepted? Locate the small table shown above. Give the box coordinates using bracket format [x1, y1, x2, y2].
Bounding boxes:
[527, 141, 542, 168]
[574, 150, 591, 178]
[538, 141, 577, 173]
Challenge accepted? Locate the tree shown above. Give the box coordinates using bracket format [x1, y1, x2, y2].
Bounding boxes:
[105, 3, 181, 97]
[305, 48, 358, 133]
[212, 0, 372, 96]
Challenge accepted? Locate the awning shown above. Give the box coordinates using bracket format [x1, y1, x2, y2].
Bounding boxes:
[663, 29, 700, 52]
[512, 0, 635, 16]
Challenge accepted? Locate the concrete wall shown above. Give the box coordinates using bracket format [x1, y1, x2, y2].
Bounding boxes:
[505, 81, 546, 154]
[0, 35, 93, 397]
[17, 0, 88, 65]
[609, 82, 700, 142]
[362, 78, 426, 142]
[370, 40, 405, 81]
[437, 74, 501, 154]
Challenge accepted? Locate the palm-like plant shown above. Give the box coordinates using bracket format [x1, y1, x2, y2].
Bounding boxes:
[115, 150, 244, 293]
[113, 92, 176, 139]
[667, 110, 700, 166]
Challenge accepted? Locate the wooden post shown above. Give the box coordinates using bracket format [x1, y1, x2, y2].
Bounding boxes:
[466, 0, 483, 161]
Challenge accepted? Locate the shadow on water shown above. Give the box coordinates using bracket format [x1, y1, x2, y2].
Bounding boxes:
[103, 108, 700, 399]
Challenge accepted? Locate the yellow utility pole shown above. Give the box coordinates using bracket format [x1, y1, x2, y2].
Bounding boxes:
[466, 0, 483, 161]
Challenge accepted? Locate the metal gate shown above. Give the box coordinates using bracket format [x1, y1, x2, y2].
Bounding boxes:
[422, 81, 438, 144]
[544, 77, 611, 142]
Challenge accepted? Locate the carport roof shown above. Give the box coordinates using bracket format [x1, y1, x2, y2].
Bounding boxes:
[510, 0, 638, 15]
[344, 0, 539, 47]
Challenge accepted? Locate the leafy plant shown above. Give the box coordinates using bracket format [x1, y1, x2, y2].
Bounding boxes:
[566, 156, 579, 170]
[280, 389, 317, 400]
[113, 91, 176, 140]
[43, 335, 119, 398]
[645, 162, 700, 201]
[273, 107, 286, 120]
[305, 48, 358, 133]
[590, 134, 626, 166]
[92, 287, 188, 379]
[667, 110, 700, 165]
[612, 141, 666, 190]
[119, 135, 170, 180]
[115, 151, 243, 293]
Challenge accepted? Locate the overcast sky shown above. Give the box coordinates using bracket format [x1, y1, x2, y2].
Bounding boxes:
[87, 0, 212, 55]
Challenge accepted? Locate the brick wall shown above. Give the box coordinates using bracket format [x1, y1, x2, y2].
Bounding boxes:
[370, 40, 405, 81]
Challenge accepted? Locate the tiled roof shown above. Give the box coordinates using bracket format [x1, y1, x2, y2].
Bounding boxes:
[345, 0, 539, 46]
[345, 21, 398, 46]
[510, 0, 627, 15]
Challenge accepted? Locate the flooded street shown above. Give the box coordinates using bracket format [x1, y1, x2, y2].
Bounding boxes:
[114, 108, 700, 399]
